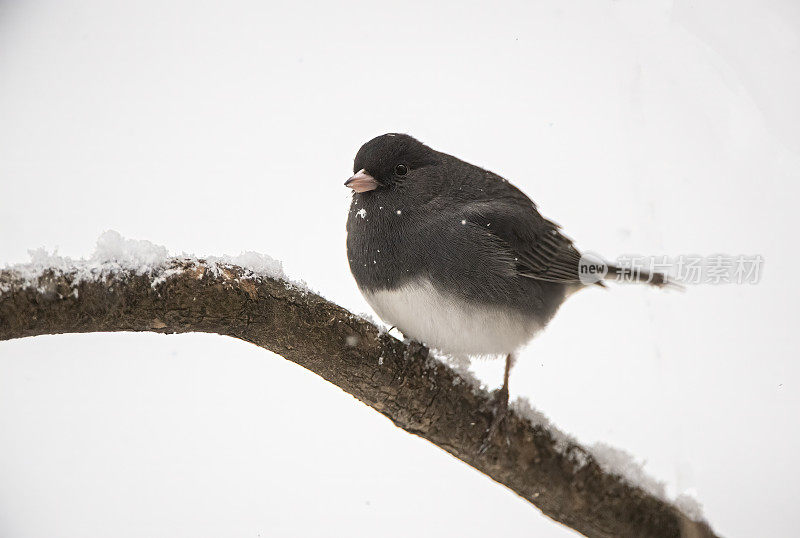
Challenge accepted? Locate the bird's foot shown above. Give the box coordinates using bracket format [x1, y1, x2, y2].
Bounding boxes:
[478, 384, 509, 455]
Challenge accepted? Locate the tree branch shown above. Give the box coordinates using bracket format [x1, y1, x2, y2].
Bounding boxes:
[0, 259, 718, 538]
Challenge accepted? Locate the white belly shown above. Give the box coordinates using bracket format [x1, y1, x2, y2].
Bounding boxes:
[362, 279, 540, 356]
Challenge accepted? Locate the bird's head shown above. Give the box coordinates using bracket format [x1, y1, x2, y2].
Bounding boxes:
[345, 133, 440, 194]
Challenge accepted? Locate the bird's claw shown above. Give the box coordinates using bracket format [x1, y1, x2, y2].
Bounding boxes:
[478, 385, 510, 455]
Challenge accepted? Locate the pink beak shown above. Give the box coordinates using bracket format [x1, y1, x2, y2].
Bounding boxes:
[344, 169, 379, 193]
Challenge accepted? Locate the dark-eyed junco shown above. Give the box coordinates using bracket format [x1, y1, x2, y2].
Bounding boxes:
[344, 133, 668, 445]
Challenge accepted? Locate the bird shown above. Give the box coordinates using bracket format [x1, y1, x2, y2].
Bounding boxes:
[344, 133, 670, 448]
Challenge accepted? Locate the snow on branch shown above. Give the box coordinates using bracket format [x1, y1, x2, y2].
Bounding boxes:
[0, 232, 717, 538]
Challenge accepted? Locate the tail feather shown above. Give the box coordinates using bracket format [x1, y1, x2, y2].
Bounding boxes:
[606, 264, 684, 290]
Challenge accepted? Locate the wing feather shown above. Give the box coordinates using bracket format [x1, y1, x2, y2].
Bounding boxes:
[462, 200, 584, 284]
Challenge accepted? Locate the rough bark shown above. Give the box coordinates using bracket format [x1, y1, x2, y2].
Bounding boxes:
[0, 260, 719, 538]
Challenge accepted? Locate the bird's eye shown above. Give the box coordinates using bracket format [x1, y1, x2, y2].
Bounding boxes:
[394, 164, 408, 176]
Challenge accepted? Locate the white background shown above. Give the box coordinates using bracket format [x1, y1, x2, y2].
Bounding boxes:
[1, 1, 799, 536]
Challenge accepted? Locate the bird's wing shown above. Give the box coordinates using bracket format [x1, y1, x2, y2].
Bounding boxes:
[460, 198, 584, 284]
